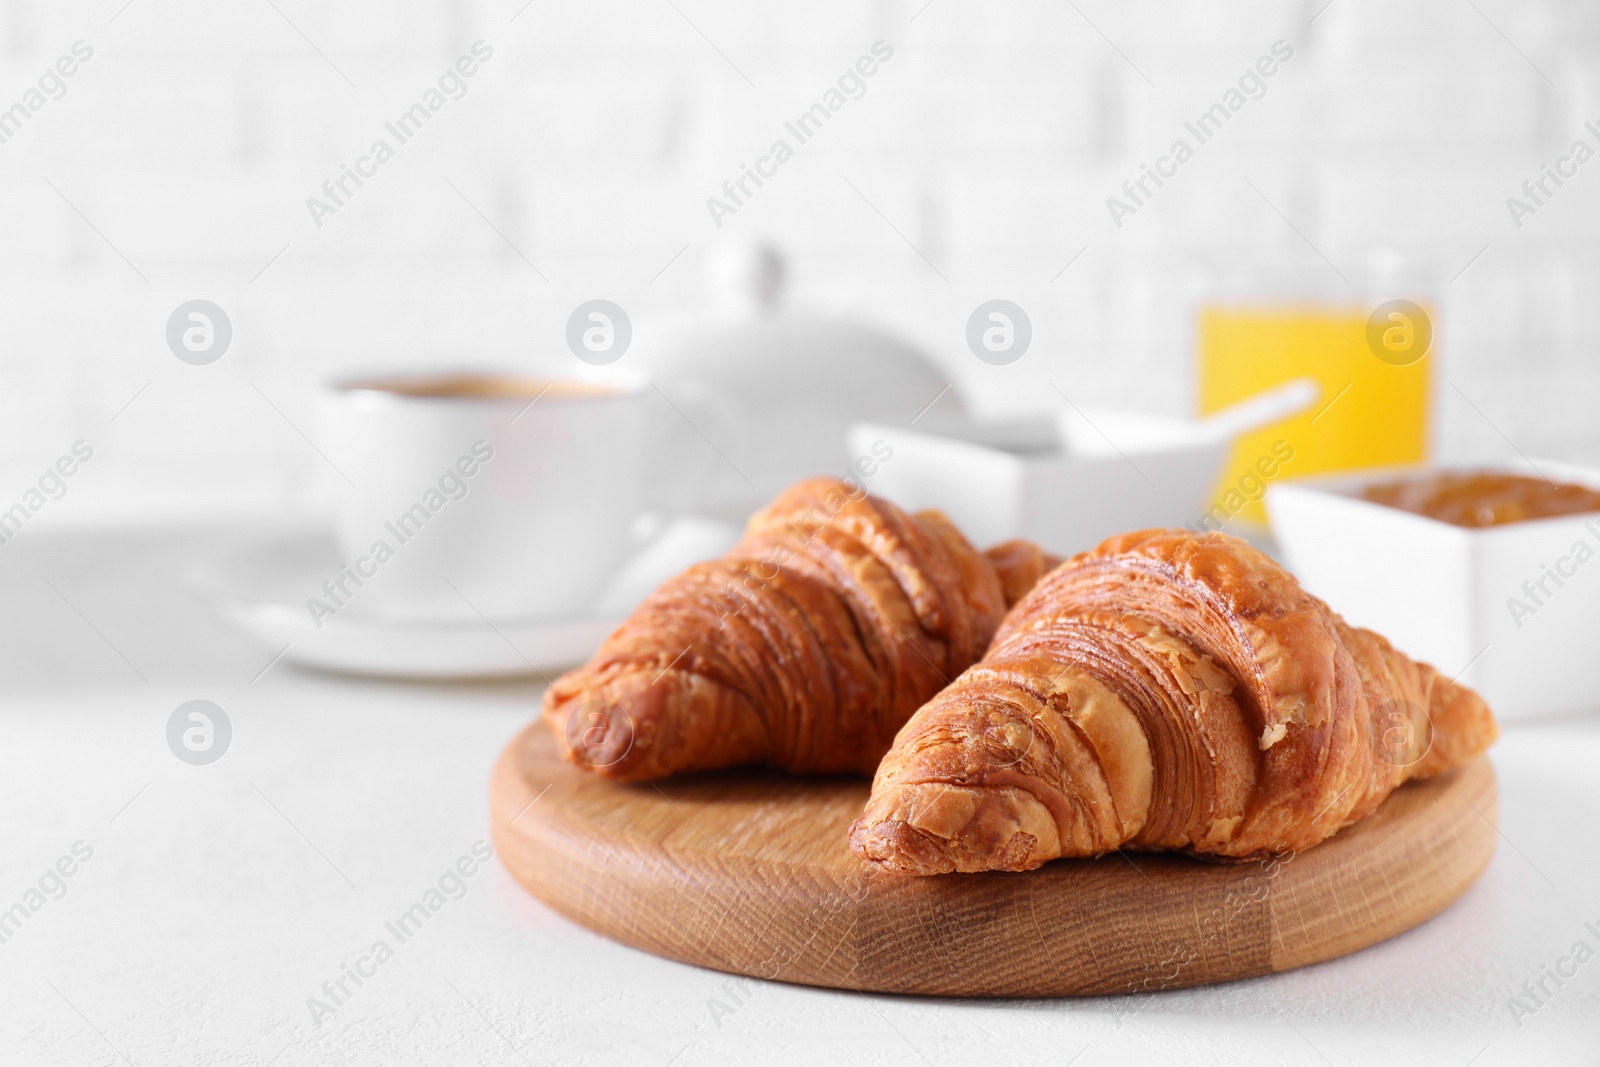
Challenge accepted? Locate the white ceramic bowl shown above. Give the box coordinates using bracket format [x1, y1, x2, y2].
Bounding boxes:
[848, 409, 1232, 556]
[1267, 460, 1600, 722]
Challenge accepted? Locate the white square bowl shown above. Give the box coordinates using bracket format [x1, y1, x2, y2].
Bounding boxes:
[848, 410, 1230, 557]
[1267, 461, 1600, 722]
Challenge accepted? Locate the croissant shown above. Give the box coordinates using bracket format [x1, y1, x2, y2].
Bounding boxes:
[849, 529, 1499, 874]
[542, 477, 1059, 781]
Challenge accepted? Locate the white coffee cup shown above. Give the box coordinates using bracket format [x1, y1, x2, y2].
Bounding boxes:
[318, 372, 655, 621]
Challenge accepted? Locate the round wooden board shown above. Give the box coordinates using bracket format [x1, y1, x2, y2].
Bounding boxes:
[490, 722, 1498, 997]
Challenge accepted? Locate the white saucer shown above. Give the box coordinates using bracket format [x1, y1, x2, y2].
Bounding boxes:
[188, 518, 740, 680]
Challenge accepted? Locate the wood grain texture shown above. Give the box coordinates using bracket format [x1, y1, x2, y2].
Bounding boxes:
[490, 721, 1498, 997]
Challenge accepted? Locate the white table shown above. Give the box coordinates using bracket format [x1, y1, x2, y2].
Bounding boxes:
[1, 524, 1596, 1066]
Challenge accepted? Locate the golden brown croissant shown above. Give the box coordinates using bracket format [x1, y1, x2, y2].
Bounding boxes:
[542, 477, 1059, 781]
[849, 529, 1499, 874]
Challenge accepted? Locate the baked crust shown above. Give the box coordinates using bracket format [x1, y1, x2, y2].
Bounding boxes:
[542, 478, 1047, 781]
[849, 529, 1499, 873]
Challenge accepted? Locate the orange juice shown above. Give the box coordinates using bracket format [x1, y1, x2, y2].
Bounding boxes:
[1197, 305, 1432, 526]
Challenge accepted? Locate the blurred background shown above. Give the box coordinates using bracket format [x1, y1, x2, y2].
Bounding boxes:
[3, 0, 1597, 521]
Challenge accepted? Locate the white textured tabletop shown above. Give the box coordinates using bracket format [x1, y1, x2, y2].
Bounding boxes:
[1, 525, 1597, 1066]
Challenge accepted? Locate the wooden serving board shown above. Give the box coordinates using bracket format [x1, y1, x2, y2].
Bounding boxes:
[490, 722, 1497, 996]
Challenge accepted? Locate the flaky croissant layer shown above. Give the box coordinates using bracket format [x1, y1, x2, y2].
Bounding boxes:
[543, 477, 1058, 782]
[849, 529, 1499, 874]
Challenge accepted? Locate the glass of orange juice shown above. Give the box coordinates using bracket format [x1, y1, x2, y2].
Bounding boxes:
[1196, 255, 1435, 528]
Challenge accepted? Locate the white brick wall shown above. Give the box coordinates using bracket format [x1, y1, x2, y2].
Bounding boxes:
[1, 0, 1596, 517]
